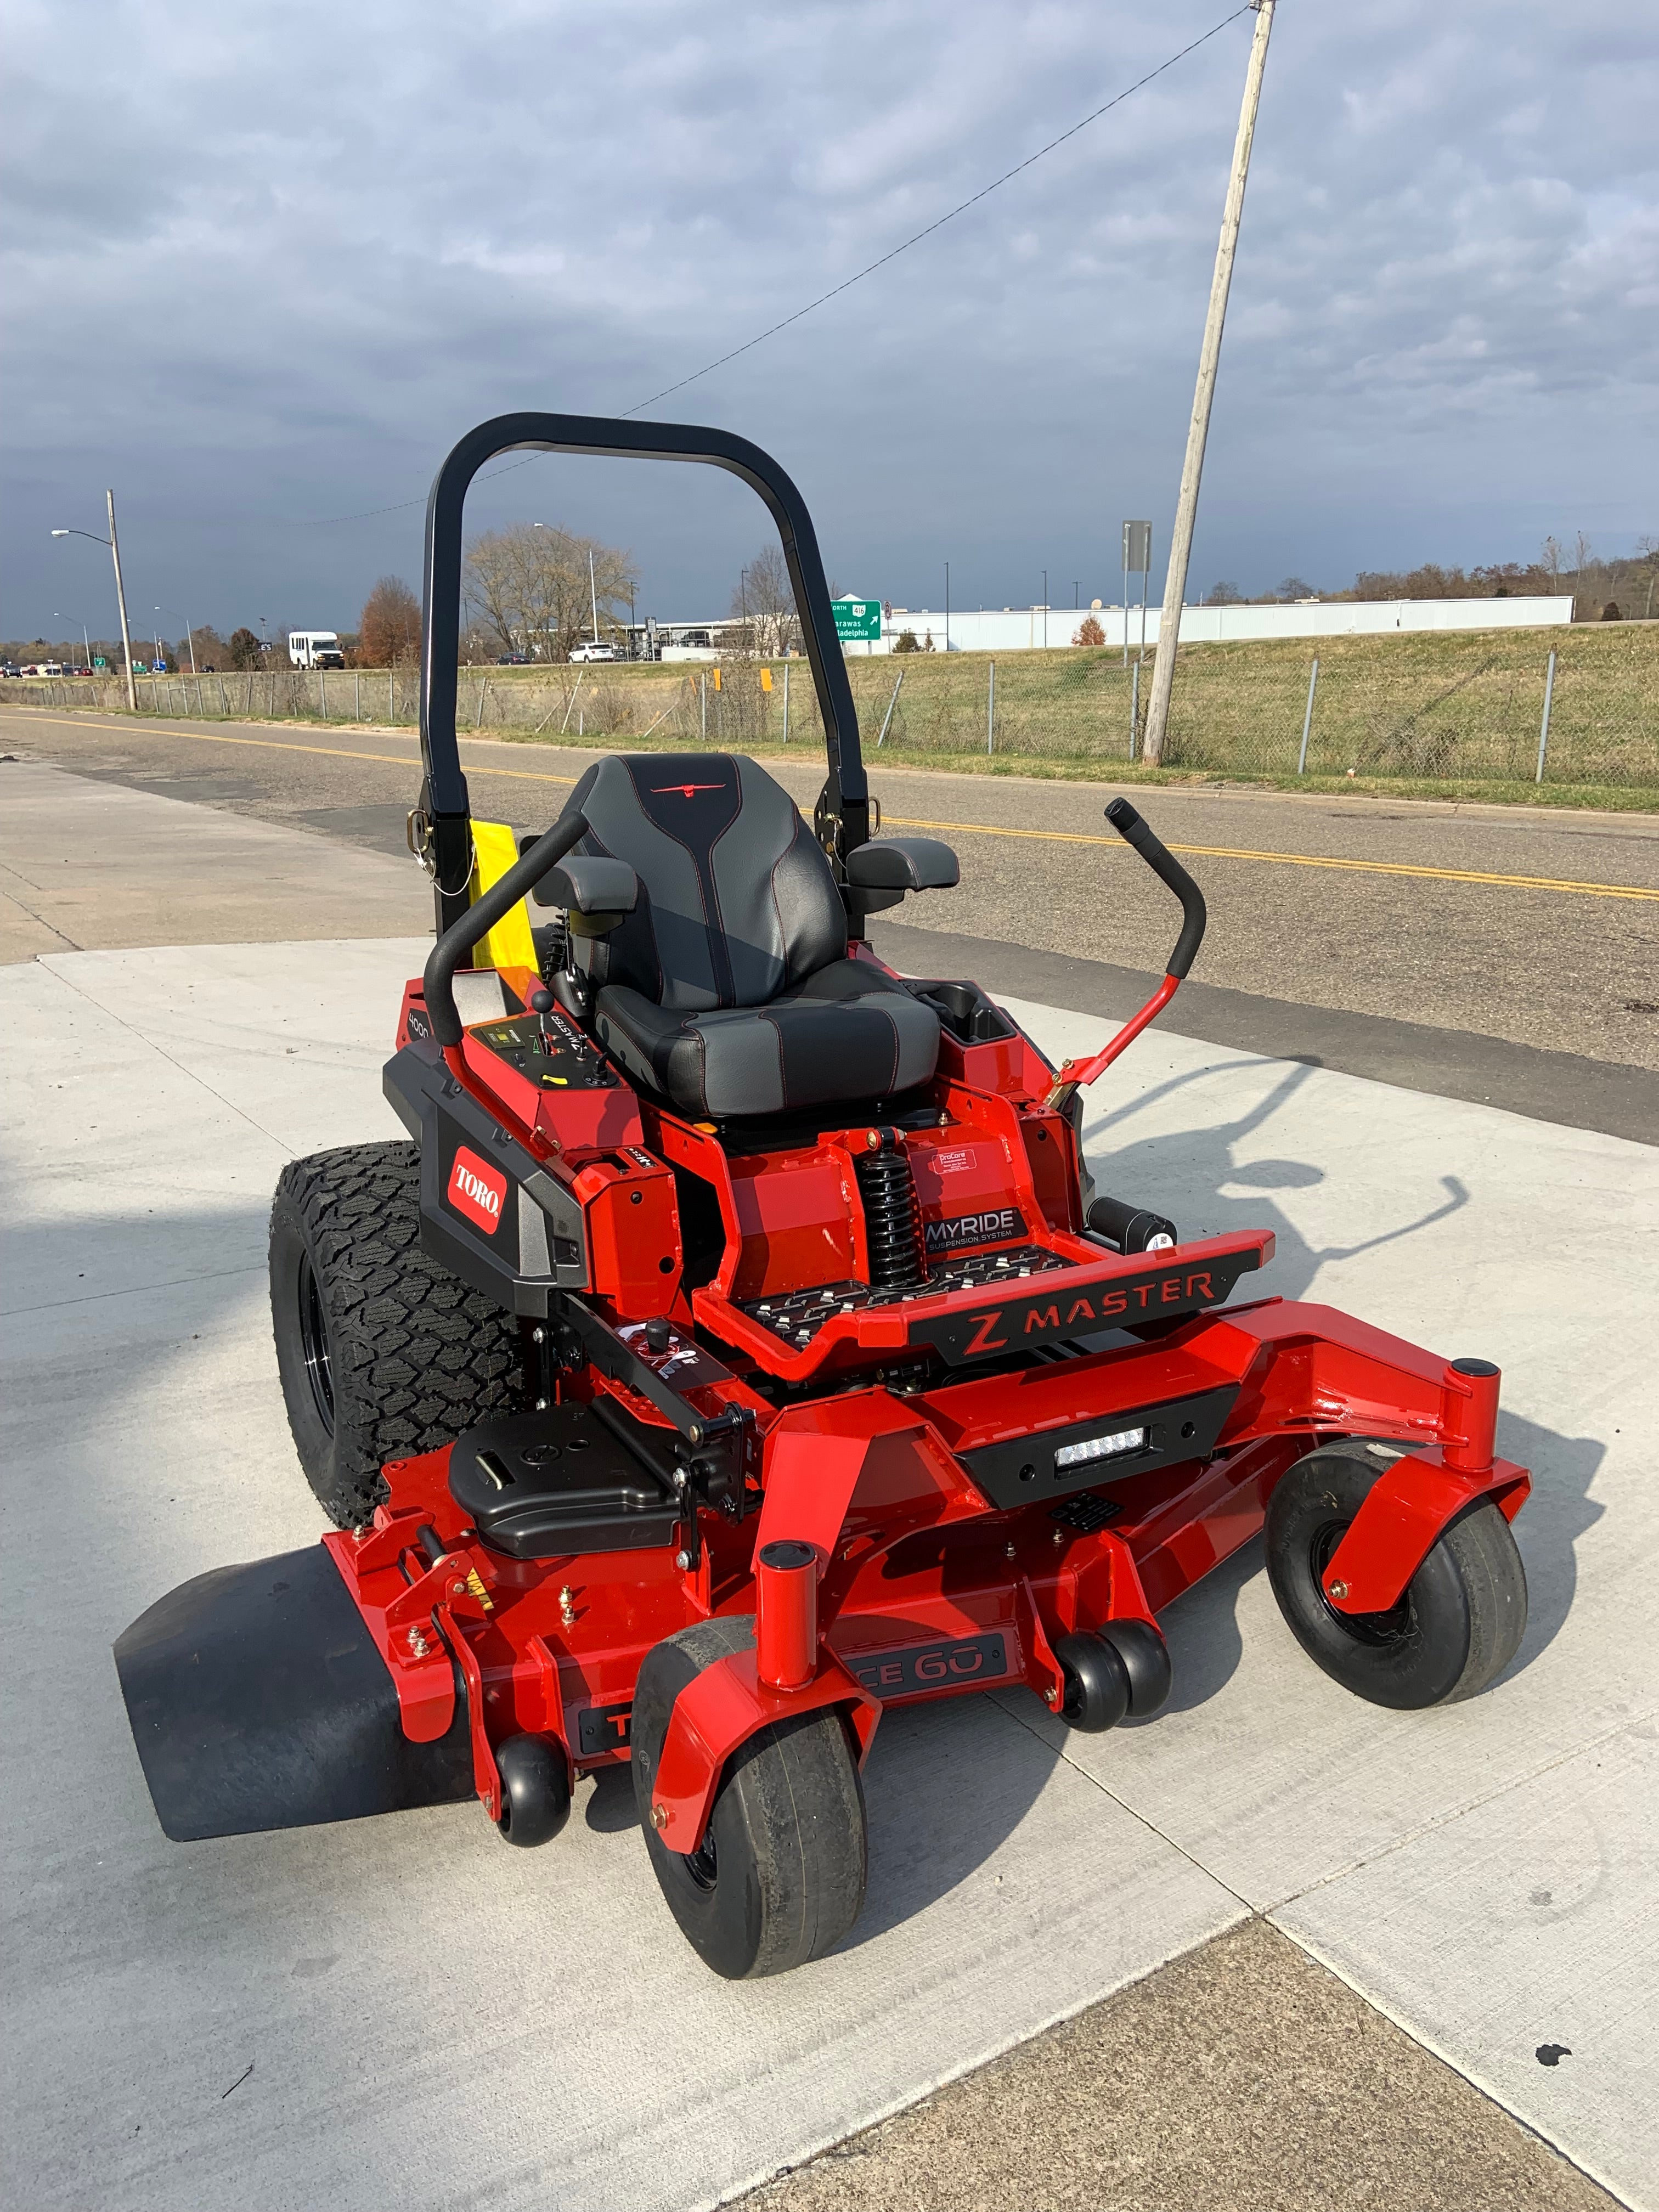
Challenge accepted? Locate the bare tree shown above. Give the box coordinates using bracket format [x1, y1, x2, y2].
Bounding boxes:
[465, 523, 637, 662]
[358, 577, 422, 665]
[729, 545, 800, 658]
[1205, 581, 1244, 605]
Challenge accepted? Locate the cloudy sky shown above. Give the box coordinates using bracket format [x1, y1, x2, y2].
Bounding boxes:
[4, 0, 1655, 645]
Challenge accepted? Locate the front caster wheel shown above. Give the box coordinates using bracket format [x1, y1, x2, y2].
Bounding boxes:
[495, 1734, 572, 1847]
[1053, 1632, 1130, 1731]
[630, 1617, 867, 1979]
[1266, 1442, 1527, 1709]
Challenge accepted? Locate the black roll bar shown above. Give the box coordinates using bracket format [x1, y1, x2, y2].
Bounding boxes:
[417, 411, 871, 934]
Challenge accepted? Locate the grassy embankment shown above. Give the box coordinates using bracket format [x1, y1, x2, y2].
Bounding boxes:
[23, 621, 1658, 809]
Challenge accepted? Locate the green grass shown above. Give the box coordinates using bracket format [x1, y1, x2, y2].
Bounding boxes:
[23, 619, 1658, 807]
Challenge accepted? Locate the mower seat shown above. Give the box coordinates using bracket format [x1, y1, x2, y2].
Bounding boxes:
[539, 753, 943, 1118]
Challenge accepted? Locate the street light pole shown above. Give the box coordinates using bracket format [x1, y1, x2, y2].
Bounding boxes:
[55, 612, 92, 670]
[1142, 0, 1275, 765]
[50, 493, 138, 710]
[156, 605, 196, 673]
[107, 490, 138, 712]
[1041, 569, 1048, 648]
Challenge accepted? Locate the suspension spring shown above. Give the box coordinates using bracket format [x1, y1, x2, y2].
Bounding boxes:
[855, 1130, 928, 1293]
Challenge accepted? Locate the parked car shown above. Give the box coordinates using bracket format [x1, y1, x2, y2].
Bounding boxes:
[495, 652, 530, 665]
[568, 641, 618, 663]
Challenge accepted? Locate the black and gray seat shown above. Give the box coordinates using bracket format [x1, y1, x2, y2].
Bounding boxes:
[536, 753, 951, 1118]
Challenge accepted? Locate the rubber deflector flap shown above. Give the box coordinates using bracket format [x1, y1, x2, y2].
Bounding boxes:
[113, 1543, 473, 1842]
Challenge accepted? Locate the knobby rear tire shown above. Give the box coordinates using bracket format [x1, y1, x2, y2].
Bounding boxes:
[269, 1140, 526, 1526]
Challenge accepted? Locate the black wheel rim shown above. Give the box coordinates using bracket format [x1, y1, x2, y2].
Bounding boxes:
[684, 1829, 719, 1891]
[1311, 1520, 1412, 1646]
[297, 1250, 335, 1435]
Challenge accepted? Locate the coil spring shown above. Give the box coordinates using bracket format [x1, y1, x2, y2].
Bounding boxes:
[855, 1131, 928, 1293]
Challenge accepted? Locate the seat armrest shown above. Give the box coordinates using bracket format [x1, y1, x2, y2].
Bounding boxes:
[530, 853, 639, 929]
[844, 838, 960, 893]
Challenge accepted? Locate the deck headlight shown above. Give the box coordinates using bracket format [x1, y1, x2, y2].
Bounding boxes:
[1053, 1425, 1147, 1470]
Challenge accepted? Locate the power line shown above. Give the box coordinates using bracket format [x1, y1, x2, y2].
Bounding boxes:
[620, 5, 1253, 416]
[304, 4, 1250, 526]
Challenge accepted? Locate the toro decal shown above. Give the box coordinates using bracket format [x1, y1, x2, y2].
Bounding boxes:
[448, 1146, 509, 1235]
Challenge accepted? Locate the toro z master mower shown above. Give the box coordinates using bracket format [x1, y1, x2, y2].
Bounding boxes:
[116, 414, 1531, 1979]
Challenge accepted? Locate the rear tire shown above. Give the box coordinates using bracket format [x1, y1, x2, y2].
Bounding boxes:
[1266, 1442, 1527, 1709]
[269, 1141, 527, 1526]
[631, 1617, 868, 1979]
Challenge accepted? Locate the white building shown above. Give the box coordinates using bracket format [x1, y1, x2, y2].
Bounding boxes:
[867, 597, 1574, 654]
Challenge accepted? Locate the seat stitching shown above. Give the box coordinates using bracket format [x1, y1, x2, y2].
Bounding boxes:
[621, 757, 724, 1007]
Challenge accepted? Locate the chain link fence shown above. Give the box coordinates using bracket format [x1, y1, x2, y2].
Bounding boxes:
[14, 625, 1657, 791]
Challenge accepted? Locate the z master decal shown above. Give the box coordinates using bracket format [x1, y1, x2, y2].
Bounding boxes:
[447, 1146, 508, 1235]
[908, 1247, 1264, 1364]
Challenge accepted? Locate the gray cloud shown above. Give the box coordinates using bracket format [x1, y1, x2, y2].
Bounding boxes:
[3, 0, 1655, 641]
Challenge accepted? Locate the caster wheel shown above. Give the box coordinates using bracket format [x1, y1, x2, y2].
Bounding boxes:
[631, 1617, 867, 1979]
[1266, 1442, 1527, 1710]
[1053, 1632, 1131, 1732]
[495, 1734, 572, 1847]
[1098, 1618, 1172, 1717]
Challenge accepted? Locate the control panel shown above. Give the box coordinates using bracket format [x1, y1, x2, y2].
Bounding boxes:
[472, 999, 622, 1092]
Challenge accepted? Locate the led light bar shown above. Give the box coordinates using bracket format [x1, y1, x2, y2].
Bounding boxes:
[1053, 1426, 1147, 1470]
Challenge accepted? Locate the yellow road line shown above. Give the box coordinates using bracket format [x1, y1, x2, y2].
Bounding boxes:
[10, 713, 1655, 901]
[12, 713, 579, 787]
[883, 812, 1659, 902]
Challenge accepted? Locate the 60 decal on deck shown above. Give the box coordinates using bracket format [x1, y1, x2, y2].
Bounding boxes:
[846, 1630, 1012, 1700]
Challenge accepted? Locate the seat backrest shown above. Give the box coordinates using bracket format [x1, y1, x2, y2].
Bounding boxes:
[552, 753, 847, 1011]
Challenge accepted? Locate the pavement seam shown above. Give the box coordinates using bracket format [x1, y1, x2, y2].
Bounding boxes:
[1265, 1922, 1641, 2210]
[0, 1261, 266, 1322]
[989, 1686, 1263, 1920]
[36, 958, 309, 1153]
[1, 871, 84, 949]
[1261, 1703, 1658, 1917]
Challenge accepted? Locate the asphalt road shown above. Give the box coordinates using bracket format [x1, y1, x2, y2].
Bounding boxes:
[5, 704, 1657, 1091]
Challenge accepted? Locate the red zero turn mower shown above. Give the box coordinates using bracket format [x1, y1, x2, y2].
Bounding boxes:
[116, 415, 1531, 1979]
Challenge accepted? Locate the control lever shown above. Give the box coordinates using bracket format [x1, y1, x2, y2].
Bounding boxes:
[528, 986, 558, 1051]
[1046, 800, 1207, 1113]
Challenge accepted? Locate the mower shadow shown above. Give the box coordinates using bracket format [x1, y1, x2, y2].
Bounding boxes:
[1080, 1056, 1601, 1679]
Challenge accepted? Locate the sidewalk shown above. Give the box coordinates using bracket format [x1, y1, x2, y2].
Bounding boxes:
[2, 764, 1650, 2211]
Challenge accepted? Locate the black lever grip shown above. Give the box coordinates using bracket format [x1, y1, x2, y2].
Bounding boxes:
[1104, 797, 1207, 979]
[424, 817, 582, 1046]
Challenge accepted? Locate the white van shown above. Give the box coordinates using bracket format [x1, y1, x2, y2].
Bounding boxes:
[290, 631, 346, 670]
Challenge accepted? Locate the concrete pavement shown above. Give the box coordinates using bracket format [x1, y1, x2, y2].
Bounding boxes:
[1, 757, 1652, 2210]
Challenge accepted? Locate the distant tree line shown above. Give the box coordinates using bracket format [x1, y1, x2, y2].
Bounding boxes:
[1203, 533, 1656, 622]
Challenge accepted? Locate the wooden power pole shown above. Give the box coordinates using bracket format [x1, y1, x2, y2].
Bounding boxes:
[1142, 0, 1275, 765]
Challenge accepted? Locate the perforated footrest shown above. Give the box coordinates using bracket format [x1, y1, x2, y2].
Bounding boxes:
[741, 1244, 1069, 1349]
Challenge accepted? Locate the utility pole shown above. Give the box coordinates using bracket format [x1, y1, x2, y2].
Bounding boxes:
[589, 549, 600, 646]
[1142, 0, 1274, 765]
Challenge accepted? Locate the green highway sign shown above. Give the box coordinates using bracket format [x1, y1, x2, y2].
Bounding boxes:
[93, 656, 108, 668]
[832, 595, 881, 643]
